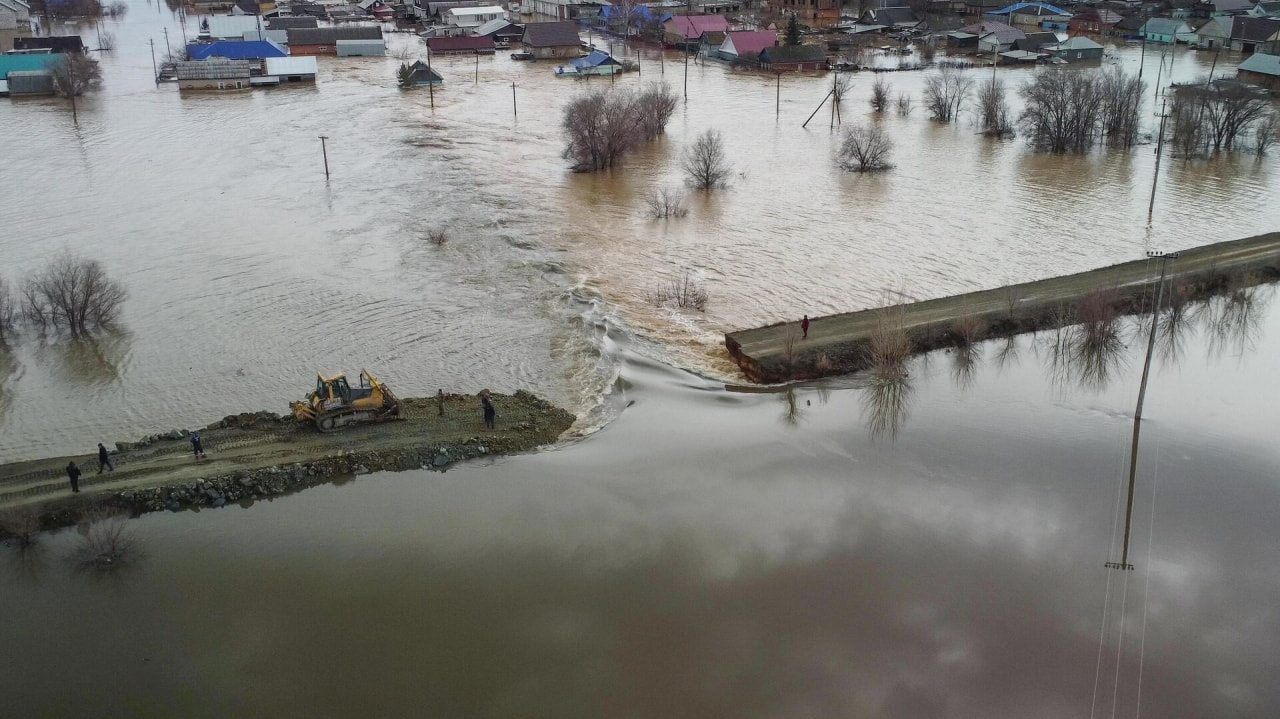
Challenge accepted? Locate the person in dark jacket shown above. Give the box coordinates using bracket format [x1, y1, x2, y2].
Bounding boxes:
[67, 461, 81, 493]
[191, 432, 205, 459]
[481, 395, 496, 430]
[801, 314, 810, 339]
[97, 443, 114, 474]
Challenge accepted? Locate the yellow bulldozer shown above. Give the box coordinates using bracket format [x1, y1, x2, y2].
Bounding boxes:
[290, 369, 404, 432]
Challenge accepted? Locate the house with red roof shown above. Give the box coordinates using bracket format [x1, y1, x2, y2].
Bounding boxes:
[715, 31, 779, 62]
[662, 14, 730, 47]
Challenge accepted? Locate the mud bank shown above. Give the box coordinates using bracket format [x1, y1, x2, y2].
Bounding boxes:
[0, 391, 575, 536]
[725, 232, 1280, 383]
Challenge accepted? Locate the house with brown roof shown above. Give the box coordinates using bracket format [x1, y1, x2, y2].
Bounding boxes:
[426, 35, 495, 54]
[521, 21, 581, 59]
[1068, 9, 1122, 34]
[758, 44, 827, 71]
[662, 14, 730, 48]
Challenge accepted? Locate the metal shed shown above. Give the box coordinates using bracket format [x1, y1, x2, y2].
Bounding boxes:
[336, 39, 386, 56]
[7, 70, 55, 95]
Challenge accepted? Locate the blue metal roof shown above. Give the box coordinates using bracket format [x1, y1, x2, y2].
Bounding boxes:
[0, 53, 60, 79]
[186, 39, 289, 60]
[990, 2, 1070, 15]
[569, 50, 619, 69]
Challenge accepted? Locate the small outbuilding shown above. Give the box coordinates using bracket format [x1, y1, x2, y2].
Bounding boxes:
[337, 38, 386, 56]
[473, 18, 524, 42]
[405, 60, 443, 85]
[264, 55, 318, 82]
[6, 69, 55, 95]
[287, 25, 384, 55]
[716, 30, 778, 62]
[13, 35, 85, 53]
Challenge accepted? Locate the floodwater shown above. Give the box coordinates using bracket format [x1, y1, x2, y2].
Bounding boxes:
[1, 1, 1278, 461]
[4, 4, 1280, 714]
[4, 281, 1280, 717]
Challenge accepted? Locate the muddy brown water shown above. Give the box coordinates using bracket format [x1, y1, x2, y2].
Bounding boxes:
[1, 2, 1278, 462]
[4, 284, 1279, 717]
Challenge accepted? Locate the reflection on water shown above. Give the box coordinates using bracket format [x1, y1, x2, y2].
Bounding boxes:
[0, 351, 17, 422]
[32, 330, 132, 389]
[1204, 282, 1271, 360]
[862, 363, 913, 440]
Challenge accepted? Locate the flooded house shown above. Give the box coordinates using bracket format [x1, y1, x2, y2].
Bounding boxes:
[263, 55, 318, 83]
[472, 18, 524, 44]
[1042, 35, 1104, 60]
[186, 39, 289, 60]
[0, 0, 31, 31]
[758, 44, 828, 71]
[425, 35, 496, 54]
[520, 21, 582, 60]
[13, 35, 84, 53]
[203, 15, 267, 40]
[286, 25, 384, 55]
[662, 14, 729, 49]
[714, 30, 779, 63]
[175, 58, 253, 90]
[1230, 17, 1280, 52]
[1140, 18, 1196, 43]
[1237, 52, 1280, 92]
[265, 16, 320, 30]
[0, 52, 58, 97]
[405, 59, 442, 84]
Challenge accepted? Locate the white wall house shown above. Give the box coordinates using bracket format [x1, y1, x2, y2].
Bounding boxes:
[443, 5, 505, 28]
[0, 0, 31, 30]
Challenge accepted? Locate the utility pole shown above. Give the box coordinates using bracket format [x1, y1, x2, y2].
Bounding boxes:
[318, 135, 330, 179]
[512, 81, 517, 118]
[163, 26, 171, 60]
[1107, 250, 1178, 572]
[1137, 9, 1148, 79]
[829, 71, 836, 129]
[150, 38, 159, 85]
[683, 46, 688, 99]
[776, 72, 780, 119]
[1147, 94, 1168, 228]
[475, 52, 479, 83]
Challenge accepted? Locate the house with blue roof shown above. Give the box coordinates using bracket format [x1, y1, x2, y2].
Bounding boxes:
[983, 2, 1072, 29]
[554, 50, 621, 76]
[186, 39, 288, 60]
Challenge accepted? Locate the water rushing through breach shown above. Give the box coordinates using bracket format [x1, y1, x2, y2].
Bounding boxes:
[1, 2, 1278, 460]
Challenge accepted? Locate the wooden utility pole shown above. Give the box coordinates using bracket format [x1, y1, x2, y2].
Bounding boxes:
[1147, 94, 1168, 228]
[475, 52, 479, 83]
[683, 46, 688, 99]
[776, 72, 780, 119]
[163, 26, 171, 60]
[318, 135, 330, 179]
[150, 38, 158, 85]
[1108, 250, 1178, 572]
[512, 81, 517, 118]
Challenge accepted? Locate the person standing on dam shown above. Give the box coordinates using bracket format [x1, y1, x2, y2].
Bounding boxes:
[66, 461, 81, 493]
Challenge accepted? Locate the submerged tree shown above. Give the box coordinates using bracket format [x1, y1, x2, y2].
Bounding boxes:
[21, 252, 127, 336]
[1018, 69, 1101, 153]
[922, 67, 973, 123]
[837, 123, 894, 172]
[870, 76, 891, 113]
[561, 83, 677, 172]
[396, 62, 413, 89]
[0, 276, 15, 345]
[682, 129, 731, 190]
[1097, 69, 1145, 148]
[51, 52, 103, 123]
[977, 77, 1013, 137]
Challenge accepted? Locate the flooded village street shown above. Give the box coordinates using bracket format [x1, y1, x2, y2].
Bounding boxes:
[3, 0, 1280, 715]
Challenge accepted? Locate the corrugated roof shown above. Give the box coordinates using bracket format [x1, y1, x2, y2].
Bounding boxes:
[989, 2, 1070, 16]
[1232, 17, 1280, 41]
[286, 25, 383, 44]
[426, 35, 494, 50]
[760, 44, 826, 63]
[266, 16, 319, 29]
[569, 49, 619, 68]
[176, 59, 252, 79]
[187, 39, 288, 59]
[447, 5, 504, 15]
[474, 18, 520, 36]
[1049, 36, 1102, 49]
[522, 21, 580, 48]
[1239, 52, 1280, 75]
[721, 30, 777, 56]
[264, 56, 318, 74]
[207, 15, 263, 38]
[1142, 18, 1192, 36]
[664, 14, 730, 39]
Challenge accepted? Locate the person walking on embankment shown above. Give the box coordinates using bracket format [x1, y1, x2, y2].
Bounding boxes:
[97, 443, 114, 474]
[481, 393, 496, 430]
[801, 315, 810, 339]
[66, 461, 81, 493]
[191, 432, 206, 459]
